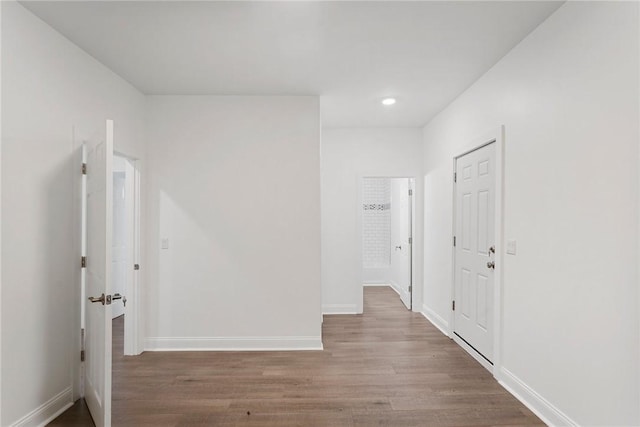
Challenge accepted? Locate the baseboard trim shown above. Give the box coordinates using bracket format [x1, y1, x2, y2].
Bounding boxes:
[362, 283, 390, 287]
[145, 336, 323, 351]
[421, 304, 450, 336]
[322, 304, 358, 314]
[499, 367, 577, 427]
[10, 387, 73, 427]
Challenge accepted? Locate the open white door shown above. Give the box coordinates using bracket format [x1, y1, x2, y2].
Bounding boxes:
[83, 120, 114, 427]
[391, 178, 412, 310]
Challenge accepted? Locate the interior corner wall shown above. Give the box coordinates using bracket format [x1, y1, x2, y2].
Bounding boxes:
[321, 128, 423, 314]
[1, 2, 146, 425]
[421, 2, 639, 425]
[144, 95, 322, 350]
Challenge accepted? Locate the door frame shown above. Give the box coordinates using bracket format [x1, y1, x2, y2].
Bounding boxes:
[357, 176, 416, 313]
[113, 152, 143, 356]
[450, 126, 505, 377]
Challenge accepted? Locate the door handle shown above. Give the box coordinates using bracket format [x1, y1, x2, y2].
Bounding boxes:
[487, 261, 495, 269]
[395, 246, 402, 250]
[489, 246, 495, 254]
[88, 293, 105, 305]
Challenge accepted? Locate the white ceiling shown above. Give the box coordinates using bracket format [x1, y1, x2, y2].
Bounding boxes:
[21, 1, 563, 128]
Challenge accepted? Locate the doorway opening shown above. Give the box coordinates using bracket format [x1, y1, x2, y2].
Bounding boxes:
[360, 177, 415, 311]
[111, 153, 140, 356]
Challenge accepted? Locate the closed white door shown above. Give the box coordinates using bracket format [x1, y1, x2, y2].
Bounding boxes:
[84, 120, 114, 427]
[454, 142, 496, 363]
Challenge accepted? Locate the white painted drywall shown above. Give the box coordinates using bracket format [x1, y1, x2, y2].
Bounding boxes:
[1, 2, 146, 425]
[362, 177, 391, 285]
[144, 96, 322, 350]
[321, 128, 422, 314]
[421, 2, 639, 425]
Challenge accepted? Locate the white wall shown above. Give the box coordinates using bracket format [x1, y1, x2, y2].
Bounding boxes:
[421, 2, 639, 425]
[362, 177, 391, 284]
[145, 95, 322, 350]
[321, 128, 422, 314]
[1, 2, 146, 425]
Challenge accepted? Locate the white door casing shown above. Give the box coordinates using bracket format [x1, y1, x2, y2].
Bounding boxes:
[111, 169, 126, 319]
[83, 120, 114, 427]
[454, 142, 496, 363]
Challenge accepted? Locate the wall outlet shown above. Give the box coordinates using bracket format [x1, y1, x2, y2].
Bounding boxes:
[161, 238, 169, 250]
[506, 239, 516, 255]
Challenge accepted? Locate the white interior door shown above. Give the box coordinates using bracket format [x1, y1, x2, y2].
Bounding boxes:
[83, 119, 114, 427]
[391, 178, 412, 310]
[454, 142, 496, 363]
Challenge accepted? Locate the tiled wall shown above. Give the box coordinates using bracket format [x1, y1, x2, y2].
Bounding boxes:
[363, 178, 391, 268]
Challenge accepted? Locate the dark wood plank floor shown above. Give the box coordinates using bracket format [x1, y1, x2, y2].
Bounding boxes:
[50, 287, 542, 426]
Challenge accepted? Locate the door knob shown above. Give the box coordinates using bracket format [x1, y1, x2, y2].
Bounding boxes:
[489, 246, 495, 254]
[395, 246, 402, 250]
[487, 261, 495, 269]
[88, 293, 106, 305]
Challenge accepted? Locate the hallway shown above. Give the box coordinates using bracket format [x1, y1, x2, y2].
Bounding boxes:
[51, 287, 541, 426]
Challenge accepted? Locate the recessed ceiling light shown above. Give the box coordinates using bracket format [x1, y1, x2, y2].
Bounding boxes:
[381, 98, 396, 106]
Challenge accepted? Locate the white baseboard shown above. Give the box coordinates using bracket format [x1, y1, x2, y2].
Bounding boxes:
[322, 303, 358, 314]
[499, 367, 577, 427]
[362, 283, 390, 287]
[389, 280, 402, 296]
[10, 387, 73, 427]
[145, 336, 323, 351]
[421, 304, 450, 336]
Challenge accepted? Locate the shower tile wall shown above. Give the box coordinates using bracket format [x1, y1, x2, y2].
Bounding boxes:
[363, 178, 391, 268]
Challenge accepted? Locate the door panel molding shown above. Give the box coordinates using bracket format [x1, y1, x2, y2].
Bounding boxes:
[450, 125, 505, 379]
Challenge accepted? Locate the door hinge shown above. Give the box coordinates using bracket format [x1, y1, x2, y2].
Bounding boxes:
[134, 264, 140, 271]
[452, 300, 456, 311]
[408, 285, 412, 292]
[453, 236, 456, 247]
[82, 163, 87, 175]
[81, 256, 86, 268]
[80, 350, 85, 362]
[408, 189, 413, 196]
[408, 237, 412, 244]
[454, 172, 457, 183]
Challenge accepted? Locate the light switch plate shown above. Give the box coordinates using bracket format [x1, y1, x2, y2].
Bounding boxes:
[161, 238, 169, 250]
[506, 239, 516, 255]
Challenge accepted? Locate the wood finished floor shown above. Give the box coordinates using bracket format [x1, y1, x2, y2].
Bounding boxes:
[50, 287, 543, 426]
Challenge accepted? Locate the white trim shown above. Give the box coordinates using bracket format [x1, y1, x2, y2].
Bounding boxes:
[322, 303, 358, 314]
[499, 368, 577, 427]
[421, 305, 450, 336]
[362, 283, 391, 287]
[144, 336, 323, 351]
[450, 125, 505, 376]
[9, 387, 73, 427]
[388, 280, 402, 296]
